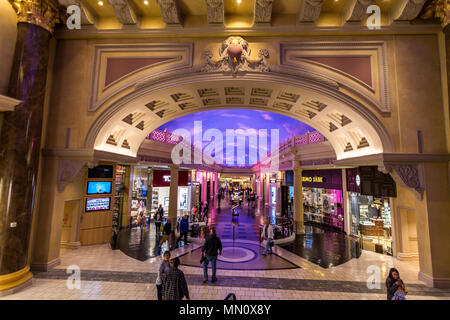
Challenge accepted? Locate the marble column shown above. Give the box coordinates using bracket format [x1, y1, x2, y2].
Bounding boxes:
[202, 172, 207, 204]
[0, 0, 59, 294]
[293, 167, 305, 234]
[342, 168, 350, 235]
[276, 172, 282, 214]
[168, 165, 179, 230]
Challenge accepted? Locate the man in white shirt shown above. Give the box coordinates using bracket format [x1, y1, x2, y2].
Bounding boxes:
[261, 220, 274, 256]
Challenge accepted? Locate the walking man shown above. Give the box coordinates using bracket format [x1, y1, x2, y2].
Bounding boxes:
[154, 204, 163, 237]
[202, 202, 209, 224]
[202, 228, 222, 283]
[176, 214, 189, 248]
[261, 220, 274, 256]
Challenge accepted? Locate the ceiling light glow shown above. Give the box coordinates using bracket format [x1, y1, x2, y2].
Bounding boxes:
[98, 1, 103, 6]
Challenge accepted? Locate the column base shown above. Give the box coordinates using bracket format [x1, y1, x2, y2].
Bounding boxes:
[418, 271, 450, 289]
[60, 241, 81, 249]
[295, 221, 305, 235]
[30, 258, 61, 272]
[0, 266, 33, 296]
[396, 252, 419, 261]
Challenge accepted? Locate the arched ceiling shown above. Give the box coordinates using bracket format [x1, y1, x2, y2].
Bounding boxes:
[89, 74, 391, 161]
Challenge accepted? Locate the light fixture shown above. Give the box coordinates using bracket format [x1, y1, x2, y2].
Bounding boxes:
[143, 0, 149, 4]
[237, 0, 241, 4]
[98, 1, 103, 6]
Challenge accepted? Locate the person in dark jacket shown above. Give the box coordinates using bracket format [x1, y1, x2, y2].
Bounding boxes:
[160, 218, 172, 249]
[202, 228, 222, 283]
[154, 204, 164, 236]
[202, 202, 209, 223]
[176, 214, 189, 247]
[386, 268, 406, 300]
[162, 257, 190, 300]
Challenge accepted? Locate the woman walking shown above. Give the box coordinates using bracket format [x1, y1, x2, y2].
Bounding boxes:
[162, 257, 190, 300]
[386, 268, 408, 300]
[156, 251, 171, 300]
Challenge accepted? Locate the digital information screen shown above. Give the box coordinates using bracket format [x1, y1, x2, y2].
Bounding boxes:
[85, 197, 111, 212]
[87, 181, 112, 194]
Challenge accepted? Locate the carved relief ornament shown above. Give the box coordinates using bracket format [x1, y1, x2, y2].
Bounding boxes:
[200, 36, 270, 75]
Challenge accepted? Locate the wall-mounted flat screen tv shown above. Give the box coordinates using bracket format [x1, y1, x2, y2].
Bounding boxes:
[85, 197, 111, 212]
[88, 165, 114, 179]
[86, 181, 112, 195]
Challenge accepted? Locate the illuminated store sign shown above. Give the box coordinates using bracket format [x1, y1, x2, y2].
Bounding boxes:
[302, 176, 325, 183]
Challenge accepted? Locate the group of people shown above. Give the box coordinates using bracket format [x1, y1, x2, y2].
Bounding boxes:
[191, 202, 209, 223]
[155, 227, 223, 300]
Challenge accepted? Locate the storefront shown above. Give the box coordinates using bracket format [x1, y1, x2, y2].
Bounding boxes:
[302, 169, 344, 232]
[280, 170, 294, 218]
[151, 169, 192, 216]
[346, 166, 396, 255]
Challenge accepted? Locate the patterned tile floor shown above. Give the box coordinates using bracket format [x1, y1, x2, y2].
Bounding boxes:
[2, 239, 450, 300]
[2, 198, 450, 300]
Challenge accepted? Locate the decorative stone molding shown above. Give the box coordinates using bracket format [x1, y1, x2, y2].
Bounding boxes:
[205, 0, 224, 25]
[395, 0, 427, 21]
[254, 0, 274, 25]
[107, 0, 140, 25]
[57, 159, 91, 192]
[298, 0, 323, 23]
[156, 0, 182, 26]
[200, 36, 270, 75]
[58, 0, 96, 25]
[383, 164, 425, 200]
[348, 0, 374, 21]
[279, 41, 390, 114]
[89, 43, 193, 111]
[0, 95, 21, 112]
[9, 0, 61, 34]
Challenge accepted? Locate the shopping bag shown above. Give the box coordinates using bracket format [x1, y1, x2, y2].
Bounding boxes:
[392, 288, 407, 300]
[161, 240, 170, 255]
[200, 252, 205, 264]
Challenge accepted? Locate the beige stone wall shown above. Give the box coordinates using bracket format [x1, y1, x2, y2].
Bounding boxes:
[35, 33, 450, 285]
[44, 34, 448, 157]
[0, 0, 17, 95]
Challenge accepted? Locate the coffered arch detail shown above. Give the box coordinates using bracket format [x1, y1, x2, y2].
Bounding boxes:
[85, 71, 393, 161]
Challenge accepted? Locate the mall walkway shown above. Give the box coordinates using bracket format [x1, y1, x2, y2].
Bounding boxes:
[117, 194, 359, 269]
[2, 240, 450, 300]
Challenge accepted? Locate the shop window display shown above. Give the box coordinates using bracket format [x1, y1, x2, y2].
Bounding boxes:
[113, 165, 127, 230]
[303, 187, 344, 232]
[349, 193, 393, 255]
[131, 167, 150, 221]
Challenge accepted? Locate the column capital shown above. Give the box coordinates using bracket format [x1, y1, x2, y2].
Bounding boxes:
[420, 0, 449, 29]
[9, 0, 62, 34]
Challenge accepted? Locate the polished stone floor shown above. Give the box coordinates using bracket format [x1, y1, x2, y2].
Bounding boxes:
[178, 240, 300, 270]
[117, 197, 357, 270]
[279, 223, 360, 268]
[4, 197, 449, 300]
[2, 241, 450, 300]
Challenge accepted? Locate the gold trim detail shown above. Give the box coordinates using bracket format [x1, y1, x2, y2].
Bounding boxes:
[9, 0, 62, 34]
[421, 0, 450, 28]
[0, 266, 33, 291]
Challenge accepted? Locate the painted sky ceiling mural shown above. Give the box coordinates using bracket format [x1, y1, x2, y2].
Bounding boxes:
[157, 109, 316, 165]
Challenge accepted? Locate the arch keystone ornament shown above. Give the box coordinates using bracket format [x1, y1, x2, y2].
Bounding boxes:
[200, 36, 270, 75]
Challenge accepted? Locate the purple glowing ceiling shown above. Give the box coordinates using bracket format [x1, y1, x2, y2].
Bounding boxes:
[156, 109, 316, 165]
